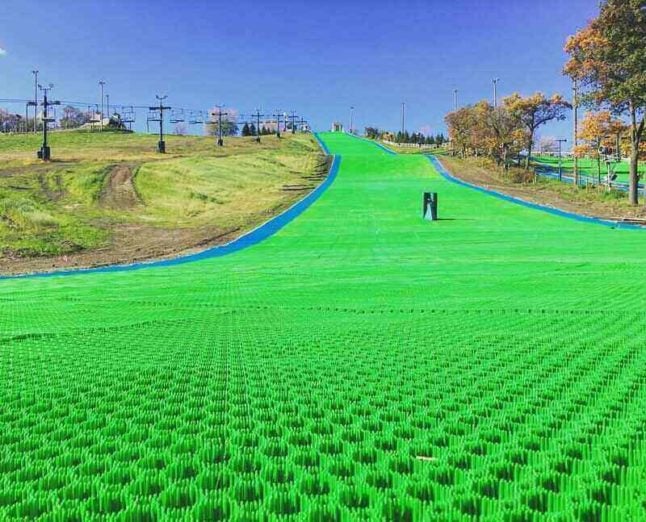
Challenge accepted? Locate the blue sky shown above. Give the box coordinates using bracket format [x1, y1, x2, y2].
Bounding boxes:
[0, 0, 598, 140]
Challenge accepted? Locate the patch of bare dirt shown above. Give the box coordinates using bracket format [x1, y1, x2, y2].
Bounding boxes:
[99, 164, 141, 209]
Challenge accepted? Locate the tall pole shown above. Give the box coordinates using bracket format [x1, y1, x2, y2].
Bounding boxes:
[32, 70, 39, 133]
[349, 106, 354, 134]
[453, 89, 458, 111]
[572, 79, 579, 186]
[106, 94, 110, 126]
[401, 102, 405, 135]
[290, 110, 298, 134]
[150, 95, 170, 153]
[213, 105, 228, 146]
[556, 138, 567, 182]
[254, 109, 263, 143]
[493, 78, 499, 108]
[99, 80, 106, 131]
[37, 83, 59, 161]
[43, 89, 49, 155]
[273, 111, 281, 138]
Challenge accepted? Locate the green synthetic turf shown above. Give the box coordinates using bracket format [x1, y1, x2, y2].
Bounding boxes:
[534, 155, 646, 185]
[1, 133, 644, 520]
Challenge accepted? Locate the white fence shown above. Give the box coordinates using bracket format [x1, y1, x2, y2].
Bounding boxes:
[381, 140, 442, 150]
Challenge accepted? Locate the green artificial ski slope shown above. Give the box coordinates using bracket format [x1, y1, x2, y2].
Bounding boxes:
[0, 133, 644, 521]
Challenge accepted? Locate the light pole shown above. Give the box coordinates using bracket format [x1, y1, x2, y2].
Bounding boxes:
[98, 80, 106, 131]
[349, 106, 354, 134]
[106, 94, 110, 126]
[572, 79, 579, 186]
[556, 138, 567, 182]
[32, 70, 39, 132]
[401, 102, 406, 136]
[492, 78, 499, 108]
[453, 89, 458, 111]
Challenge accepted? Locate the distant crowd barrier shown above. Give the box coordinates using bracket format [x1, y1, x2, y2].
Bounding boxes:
[533, 164, 645, 196]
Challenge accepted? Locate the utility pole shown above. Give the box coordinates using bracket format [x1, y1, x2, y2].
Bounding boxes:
[212, 105, 228, 146]
[401, 102, 405, 135]
[572, 79, 579, 186]
[453, 89, 458, 111]
[273, 111, 281, 138]
[252, 109, 263, 143]
[106, 94, 110, 126]
[98, 80, 106, 131]
[299, 116, 306, 132]
[31, 70, 39, 132]
[349, 106, 354, 134]
[149, 95, 170, 153]
[493, 78, 499, 108]
[556, 138, 567, 182]
[37, 83, 60, 161]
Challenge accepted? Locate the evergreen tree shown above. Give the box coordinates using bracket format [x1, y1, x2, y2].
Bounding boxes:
[428, 135, 436, 145]
[242, 122, 250, 137]
[249, 123, 256, 136]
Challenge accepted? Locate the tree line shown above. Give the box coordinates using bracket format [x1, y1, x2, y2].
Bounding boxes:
[444, 94, 570, 171]
[365, 127, 446, 146]
[444, 0, 644, 204]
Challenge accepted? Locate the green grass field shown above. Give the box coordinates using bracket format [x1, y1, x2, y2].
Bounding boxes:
[0, 133, 644, 520]
[0, 131, 325, 260]
[533, 155, 646, 185]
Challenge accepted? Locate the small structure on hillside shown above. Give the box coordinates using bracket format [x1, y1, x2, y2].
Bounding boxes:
[331, 121, 343, 132]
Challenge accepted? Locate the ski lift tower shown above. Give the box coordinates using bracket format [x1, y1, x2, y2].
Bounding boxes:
[37, 83, 60, 161]
[148, 96, 171, 153]
[121, 106, 135, 131]
[87, 105, 101, 131]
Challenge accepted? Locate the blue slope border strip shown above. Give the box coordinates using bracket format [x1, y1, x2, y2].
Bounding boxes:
[427, 155, 644, 231]
[2, 135, 340, 280]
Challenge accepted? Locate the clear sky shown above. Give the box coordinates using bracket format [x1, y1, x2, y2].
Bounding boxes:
[0, 0, 598, 140]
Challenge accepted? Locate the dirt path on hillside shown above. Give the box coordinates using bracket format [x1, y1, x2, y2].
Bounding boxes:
[439, 157, 646, 224]
[0, 184, 318, 276]
[99, 164, 141, 209]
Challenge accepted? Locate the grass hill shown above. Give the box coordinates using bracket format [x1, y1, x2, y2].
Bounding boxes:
[0, 130, 328, 274]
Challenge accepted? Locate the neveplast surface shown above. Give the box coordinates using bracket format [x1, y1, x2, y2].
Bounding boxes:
[0, 133, 644, 520]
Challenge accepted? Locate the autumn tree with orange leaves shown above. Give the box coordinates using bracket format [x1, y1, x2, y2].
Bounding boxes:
[505, 93, 571, 170]
[564, 0, 646, 205]
[578, 111, 628, 183]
